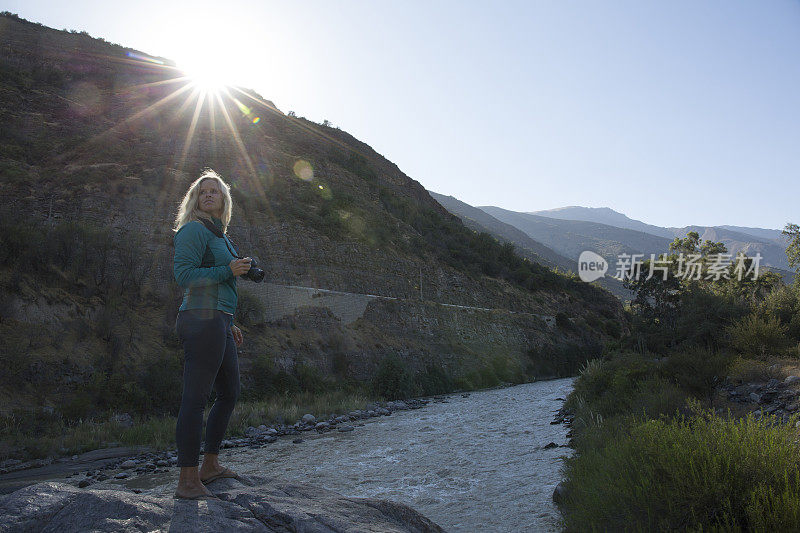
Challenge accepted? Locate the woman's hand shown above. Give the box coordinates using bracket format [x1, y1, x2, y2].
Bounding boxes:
[229, 257, 252, 277]
[231, 324, 243, 346]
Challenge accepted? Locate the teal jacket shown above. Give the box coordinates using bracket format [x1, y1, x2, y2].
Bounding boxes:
[173, 216, 238, 315]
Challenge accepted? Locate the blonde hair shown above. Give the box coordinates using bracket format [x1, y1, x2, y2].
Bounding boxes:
[172, 169, 233, 234]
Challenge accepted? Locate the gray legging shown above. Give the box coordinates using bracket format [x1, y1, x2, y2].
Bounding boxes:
[174, 308, 240, 467]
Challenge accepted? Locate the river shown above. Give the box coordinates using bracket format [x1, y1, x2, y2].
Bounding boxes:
[126, 377, 575, 532]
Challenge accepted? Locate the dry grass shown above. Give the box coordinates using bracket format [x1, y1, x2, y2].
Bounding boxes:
[1, 390, 378, 462]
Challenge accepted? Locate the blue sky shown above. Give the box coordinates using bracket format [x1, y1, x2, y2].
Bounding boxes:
[5, 0, 800, 229]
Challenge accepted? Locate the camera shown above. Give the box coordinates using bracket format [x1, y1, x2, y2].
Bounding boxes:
[242, 256, 265, 283]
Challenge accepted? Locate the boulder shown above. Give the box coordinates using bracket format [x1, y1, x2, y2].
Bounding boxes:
[552, 482, 569, 505]
[0, 474, 443, 532]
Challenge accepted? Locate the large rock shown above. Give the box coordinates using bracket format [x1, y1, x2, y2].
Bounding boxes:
[0, 474, 444, 532]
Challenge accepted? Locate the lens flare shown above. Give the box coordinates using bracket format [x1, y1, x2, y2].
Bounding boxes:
[126, 51, 165, 65]
[252, 117, 260, 124]
[293, 160, 314, 181]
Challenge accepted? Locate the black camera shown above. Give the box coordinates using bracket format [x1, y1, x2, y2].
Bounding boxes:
[242, 256, 265, 283]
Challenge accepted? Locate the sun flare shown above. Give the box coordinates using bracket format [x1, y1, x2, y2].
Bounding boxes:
[178, 57, 234, 92]
[171, 25, 249, 92]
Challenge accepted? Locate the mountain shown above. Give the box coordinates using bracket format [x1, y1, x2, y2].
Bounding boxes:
[529, 206, 674, 239]
[0, 13, 623, 429]
[717, 225, 785, 243]
[430, 193, 633, 300]
[480, 206, 674, 268]
[527, 206, 792, 274]
[429, 192, 575, 272]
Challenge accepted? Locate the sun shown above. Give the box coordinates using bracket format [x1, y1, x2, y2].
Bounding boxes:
[169, 25, 250, 92]
[178, 55, 235, 92]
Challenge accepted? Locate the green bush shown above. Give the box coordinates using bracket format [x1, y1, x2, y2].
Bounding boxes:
[726, 313, 792, 359]
[603, 319, 622, 338]
[744, 467, 800, 531]
[620, 376, 688, 421]
[555, 311, 573, 331]
[760, 284, 800, 341]
[525, 342, 602, 378]
[560, 409, 800, 532]
[235, 289, 266, 327]
[566, 352, 659, 420]
[246, 353, 309, 399]
[371, 355, 414, 400]
[138, 354, 183, 414]
[60, 390, 94, 422]
[415, 363, 455, 396]
[296, 362, 327, 393]
[661, 347, 732, 399]
[462, 365, 501, 390]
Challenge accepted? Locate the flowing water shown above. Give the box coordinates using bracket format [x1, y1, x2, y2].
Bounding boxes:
[127, 377, 575, 532]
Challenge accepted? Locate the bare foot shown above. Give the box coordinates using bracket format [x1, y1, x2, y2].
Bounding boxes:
[174, 481, 217, 499]
[199, 464, 238, 482]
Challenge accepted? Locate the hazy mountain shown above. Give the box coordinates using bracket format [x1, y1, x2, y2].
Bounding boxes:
[480, 206, 673, 266]
[717, 225, 785, 243]
[529, 206, 674, 239]
[529, 206, 791, 272]
[431, 193, 634, 300]
[430, 192, 575, 272]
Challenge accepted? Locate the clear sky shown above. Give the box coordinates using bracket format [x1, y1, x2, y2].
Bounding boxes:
[5, 0, 799, 230]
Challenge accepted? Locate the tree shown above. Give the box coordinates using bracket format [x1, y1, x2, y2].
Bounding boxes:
[783, 223, 800, 273]
[669, 231, 701, 255]
[623, 232, 744, 350]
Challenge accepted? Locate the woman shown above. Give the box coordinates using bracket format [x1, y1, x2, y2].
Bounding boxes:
[171, 168, 252, 500]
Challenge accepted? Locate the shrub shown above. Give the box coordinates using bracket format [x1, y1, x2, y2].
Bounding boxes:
[760, 284, 800, 341]
[744, 467, 800, 531]
[660, 347, 732, 399]
[566, 352, 659, 420]
[60, 390, 93, 422]
[725, 355, 785, 384]
[296, 362, 327, 393]
[560, 409, 800, 532]
[235, 289, 266, 327]
[415, 363, 455, 396]
[246, 353, 307, 398]
[525, 342, 602, 378]
[138, 353, 182, 414]
[555, 311, 572, 331]
[726, 314, 792, 359]
[623, 376, 687, 420]
[371, 355, 414, 400]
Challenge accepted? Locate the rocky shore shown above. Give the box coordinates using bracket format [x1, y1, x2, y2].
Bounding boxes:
[0, 397, 440, 495]
[720, 373, 800, 423]
[0, 473, 444, 532]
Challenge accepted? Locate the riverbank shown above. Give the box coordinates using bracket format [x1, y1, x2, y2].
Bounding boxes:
[552, 351, 800, 531]
[2, 379, 572, 531]
[1, 379, 547, 494]
[0, 389, 388, 468]
[0, 393, 436, 494]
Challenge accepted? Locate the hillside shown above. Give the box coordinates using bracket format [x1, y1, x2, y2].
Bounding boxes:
[0, 12, 624, 441]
